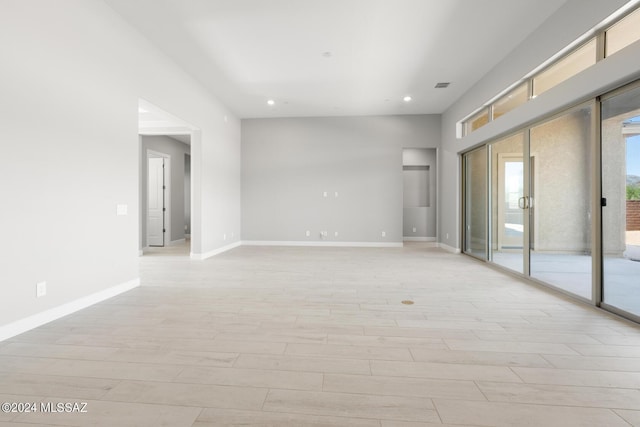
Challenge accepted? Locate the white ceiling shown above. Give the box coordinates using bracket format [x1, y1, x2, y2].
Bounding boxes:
[108, 0, 570, 119]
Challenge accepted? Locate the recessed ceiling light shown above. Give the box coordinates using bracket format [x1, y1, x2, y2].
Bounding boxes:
[322, 51, 332, 58]
[435, 82, 450, 88]
[403, 96, 412, 102]
[267, 99, 275, 106]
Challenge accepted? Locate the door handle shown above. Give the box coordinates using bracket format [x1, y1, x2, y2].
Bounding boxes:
[518, 196, 532, 209]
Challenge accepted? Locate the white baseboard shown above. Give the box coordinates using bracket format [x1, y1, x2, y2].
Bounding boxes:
[191, 241, 242, 260]
[0, 278, 140, 342]
[403, 237, 437, 242]
[241, 240, 404, 248]
[438, 242, 461, 254]
[169, 238, 186, 246]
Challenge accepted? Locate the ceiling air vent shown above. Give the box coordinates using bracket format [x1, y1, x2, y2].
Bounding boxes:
[435, 82, 450, 88]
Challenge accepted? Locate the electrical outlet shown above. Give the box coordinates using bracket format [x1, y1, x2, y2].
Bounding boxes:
[381, 231, 386, 237]
[36, 281, 47, 298]
[412, 227, 417, 233]
[446, 233, 449, 239]
[323, 191, 328, 197]
[334, 231, 339, 237]
[306, 230, 310, 237]
[334, 191, 339, 197]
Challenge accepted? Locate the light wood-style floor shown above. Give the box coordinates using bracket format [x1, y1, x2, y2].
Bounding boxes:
[2, 243, 640, 426]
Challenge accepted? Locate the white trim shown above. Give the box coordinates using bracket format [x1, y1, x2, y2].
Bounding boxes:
[139, 128, 193, 136]
[0, 278, 140, 342]
[169, 238, 185, 246]
[191, 241, 242, 260]
[241, 241, 404, 248]
[403, 237, 437, 242]
[438, 242, 461, 254]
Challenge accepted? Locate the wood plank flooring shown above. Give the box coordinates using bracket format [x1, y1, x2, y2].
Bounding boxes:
[1, 243, 639, 426]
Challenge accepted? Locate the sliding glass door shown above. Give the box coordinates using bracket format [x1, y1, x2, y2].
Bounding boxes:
[602, 84, 640, 317]
[489, 133, 526, 274]
[529, 106, 593, 299]
[463, 105, 594, 301]
[461, 80, 640, 322]
[463, 147, 488, 259]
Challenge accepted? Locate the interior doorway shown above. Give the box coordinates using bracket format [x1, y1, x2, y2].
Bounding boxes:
[140, 136, 191, 256]
[138, 99, 196, 257]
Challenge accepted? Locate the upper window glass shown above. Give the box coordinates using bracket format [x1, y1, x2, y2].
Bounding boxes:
[606, 7, 640, 57]
[533, 38, 597, 97]
[465, 108, 489, 135]
[492, 83, 529, 120]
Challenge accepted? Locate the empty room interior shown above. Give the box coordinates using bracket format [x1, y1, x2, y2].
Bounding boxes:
[4, 0, 640, 426]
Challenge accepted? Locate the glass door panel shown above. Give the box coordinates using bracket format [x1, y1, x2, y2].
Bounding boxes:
[490, 133, 525, 273]
[602, 85, 640, 316]
[529, 106, 593, 299]
[464, 147, 488, 259]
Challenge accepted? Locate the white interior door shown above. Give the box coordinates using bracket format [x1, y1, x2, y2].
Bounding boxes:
[147, 157, 165, 246]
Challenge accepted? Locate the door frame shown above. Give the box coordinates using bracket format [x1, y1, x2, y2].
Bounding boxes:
[146, 149, 171, 248]
[598, 81, 640, 321]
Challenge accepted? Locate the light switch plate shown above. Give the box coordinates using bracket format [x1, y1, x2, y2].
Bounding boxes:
[36, 281, 47, 298]
[116, 204, 128, 216]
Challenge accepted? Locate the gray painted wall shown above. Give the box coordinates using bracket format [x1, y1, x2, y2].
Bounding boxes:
[440, 0, 640, 250]
[139, 135, 190, 248]
[0, 1, 240, 330]
[242, 115, 440, 243]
